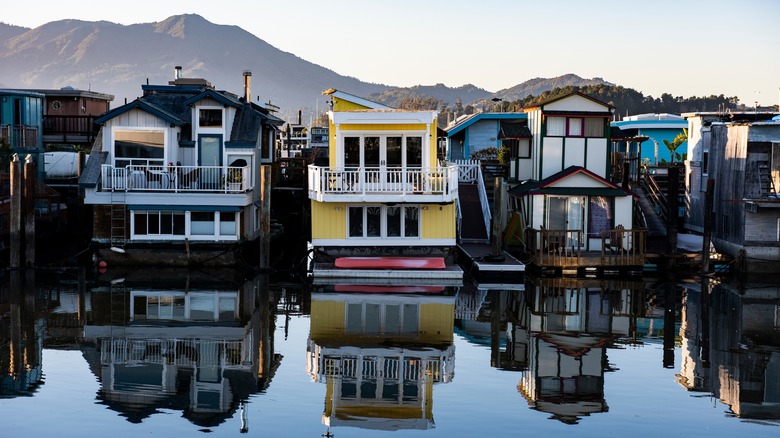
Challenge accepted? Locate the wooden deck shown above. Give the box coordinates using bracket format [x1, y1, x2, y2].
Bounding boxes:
[524, 228, 647, 278]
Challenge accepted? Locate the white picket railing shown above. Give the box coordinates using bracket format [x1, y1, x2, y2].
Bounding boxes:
[100, 164, 251, 193]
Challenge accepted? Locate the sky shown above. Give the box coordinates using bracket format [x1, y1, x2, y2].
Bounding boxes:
[4, 0, 780, 106]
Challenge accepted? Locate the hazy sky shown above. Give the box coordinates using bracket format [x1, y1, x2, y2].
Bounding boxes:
[5, 0, 779, 105]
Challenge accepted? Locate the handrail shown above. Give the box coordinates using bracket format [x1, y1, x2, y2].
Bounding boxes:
[308, 165, 457, 197]
[100, 164, 252, 193]
[476, 163, 492, 239]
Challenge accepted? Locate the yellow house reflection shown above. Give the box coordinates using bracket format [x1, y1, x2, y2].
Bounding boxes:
[307, 286, 456, 431]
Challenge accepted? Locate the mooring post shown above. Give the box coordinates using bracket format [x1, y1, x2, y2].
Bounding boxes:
[259, 165, 271, 268]
[10, 154, 22, 269]
[24, 154, 36, 267]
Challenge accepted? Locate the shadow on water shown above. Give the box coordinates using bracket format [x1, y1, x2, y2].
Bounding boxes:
[1, 266, 779, 433]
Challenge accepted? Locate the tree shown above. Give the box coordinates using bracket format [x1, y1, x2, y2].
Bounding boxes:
[662, 129, 688, 163]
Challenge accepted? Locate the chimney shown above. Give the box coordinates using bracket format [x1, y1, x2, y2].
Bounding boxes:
[243, 70, 252, 103]
[298, 109, 302, 125]
[174, 65, 182, 80]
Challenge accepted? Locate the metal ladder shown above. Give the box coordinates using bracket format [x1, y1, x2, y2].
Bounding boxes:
[110, 189, 127, 250]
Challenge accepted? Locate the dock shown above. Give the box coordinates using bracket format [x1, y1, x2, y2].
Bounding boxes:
[457, 243, 525, 285]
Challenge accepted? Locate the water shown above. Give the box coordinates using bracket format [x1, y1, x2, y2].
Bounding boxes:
[1, 268, 778, 437]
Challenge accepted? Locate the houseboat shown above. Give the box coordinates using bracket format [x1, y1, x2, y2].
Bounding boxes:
[307, 286, 455, 431]
[507, 91, 646, 277]
[79, 68, 284, 266]
[307, 89, 462, 280]
[683, 110, 780, 272]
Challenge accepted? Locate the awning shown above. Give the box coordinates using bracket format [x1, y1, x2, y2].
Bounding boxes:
[128, 205, 241, 212]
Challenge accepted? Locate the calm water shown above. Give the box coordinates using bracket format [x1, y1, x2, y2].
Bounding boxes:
[1, 268, 778, 438]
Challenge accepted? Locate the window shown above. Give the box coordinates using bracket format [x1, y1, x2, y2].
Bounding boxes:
[199, 109, 222, 127]
[702, 151, 709, 176]
[584, 118, 605, 137]
[133, 211, 185, 236]
[547, 117, 566, 136]
[546, 116, 605, 137]
[588, 196, 613, 238]
[348, 205, 420, 239]
[568, 118, 583, 136]
[114, 129, 165, 167]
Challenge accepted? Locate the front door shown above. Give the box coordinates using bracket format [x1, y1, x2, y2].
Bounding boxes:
[547, 196, 585, 248]
[199, 134, 222, 189]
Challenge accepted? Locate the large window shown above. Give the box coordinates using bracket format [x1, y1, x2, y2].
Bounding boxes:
[341, 135, 425, 168]
[114, 129, 164, 167]
[348, 205, 420, 239]
[132, 210, 238, 240]
[588, 196, 613, 238]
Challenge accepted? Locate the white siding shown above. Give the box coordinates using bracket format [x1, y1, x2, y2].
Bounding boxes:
[564, 137, 585, 169]
[586, 138, 608, 178]
[542, 137, 563, 178]
[516, 138, 533, 181]
[544, 94, 609, 113]
[553, 172, 608, 188]
[614, 196, 633, 228]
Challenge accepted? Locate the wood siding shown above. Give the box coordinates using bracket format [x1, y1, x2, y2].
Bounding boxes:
[311, 201, 347, 239]
[422, 203, 455, 239]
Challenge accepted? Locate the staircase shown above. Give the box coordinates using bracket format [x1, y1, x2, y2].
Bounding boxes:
[458, 183, 489, 242]
[758, 161, 777, 198]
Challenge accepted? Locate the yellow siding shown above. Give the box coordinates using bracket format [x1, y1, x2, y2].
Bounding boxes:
[339, 123, 428, 132]
[419, 303, 455, 344]
[333, 98, 371, 111]
[328, 118, 337, 167]
[421, 203, 456, 239]
[311, 201, 346, 239]
[310, 300, 346, 337]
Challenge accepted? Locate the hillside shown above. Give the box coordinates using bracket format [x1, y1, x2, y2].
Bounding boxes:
[1, 15, 622, 122]
[0, 14, 389, 120]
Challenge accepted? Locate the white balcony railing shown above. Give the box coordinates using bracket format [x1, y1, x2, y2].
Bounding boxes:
[100, 164, 252, 193]
[308, 164, 459, 202]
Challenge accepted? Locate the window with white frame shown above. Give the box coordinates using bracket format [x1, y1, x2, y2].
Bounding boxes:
[348, 205, 420, 239]
[132, 210, 238, 240]
[114, 129, 165, 168]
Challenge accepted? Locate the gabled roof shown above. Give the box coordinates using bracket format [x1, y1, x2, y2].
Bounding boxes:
[182, 88, 243, 108]
[322, 88, 392, 110]
[94, 98, 188, 126]
[523, 91, 614, 112]
[445, 112, 527, 136]
[508, 166, 631, 198]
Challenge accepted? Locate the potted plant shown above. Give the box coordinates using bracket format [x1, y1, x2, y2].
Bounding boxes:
[222, 168, 243, 191]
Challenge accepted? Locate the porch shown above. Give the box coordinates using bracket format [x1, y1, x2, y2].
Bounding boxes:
[525, 227, 647, 277]
[308, 164, 459, 202]
[1, 124, 40, 149]
[99, 164, 252, 193]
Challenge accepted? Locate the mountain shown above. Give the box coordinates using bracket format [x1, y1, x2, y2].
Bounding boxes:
[370, 83, 493, 108]
[0, 14, 390, 120]
[495, 74, 612, 101]
[0, 15, 611, 122]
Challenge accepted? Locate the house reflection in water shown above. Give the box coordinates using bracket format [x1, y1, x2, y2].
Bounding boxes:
[0, 273, 44, 397]
[80, 270, 279, 429]
[678, 279, 780, 420]
[307, 284, 456, 432]
[517, 277, 646, 424]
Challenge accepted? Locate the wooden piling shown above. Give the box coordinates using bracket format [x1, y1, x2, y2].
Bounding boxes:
[10, 155, 22, 269]
[259, 165, 271, 268]
[666, 165, 679, 262]
[24, 154, 36, 267]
